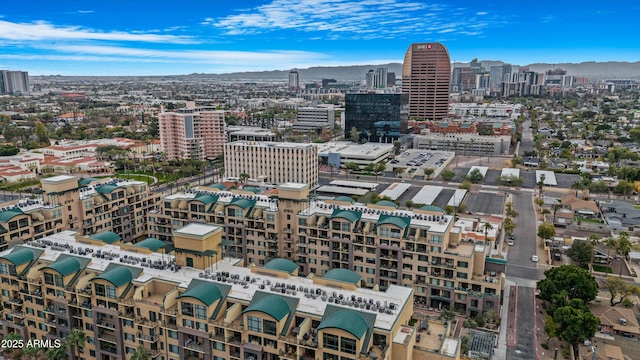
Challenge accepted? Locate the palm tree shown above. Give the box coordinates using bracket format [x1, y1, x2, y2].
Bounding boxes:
[66, 327, 85, 360]
[617, 231, 631, 277]
[587, 234, 599, 273]
[537, 174, 546, 197]
[239, 173, 250, 187]
[571, 180, 585, 197]
[483, 222, 494, 248]
[130, 345, 151, 360]
[329, 164, 335, 179]
[373, 161, 387, 182]
[604, 237, 617, 264]
[46, 344, 68, 360]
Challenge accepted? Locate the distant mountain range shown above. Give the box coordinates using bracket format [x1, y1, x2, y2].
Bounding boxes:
[193, 61, 640, 81]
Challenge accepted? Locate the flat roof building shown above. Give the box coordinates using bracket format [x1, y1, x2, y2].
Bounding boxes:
[402, 43, 451, 120]
[159, 106, 226, 161]
[224, 141, 318, 188]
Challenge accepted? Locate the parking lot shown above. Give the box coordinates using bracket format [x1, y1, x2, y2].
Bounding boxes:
[465, 192, 506, 215]
[448, 166, 582, 189]
[392, 150, 455, 177]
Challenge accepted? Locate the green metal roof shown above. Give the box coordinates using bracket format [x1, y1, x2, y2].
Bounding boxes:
[375, 200, 398, 208]
[208, 183, 226, 190]
[229, 198, 256, 209]
[323, 269, 361, 285]
[420, 205, 444, 213]
[243, 187, 261, 194]
[263, 258, 299, 274]
[243, 295, 290, 321]
[134, 238, 166, 252]
[439, 121, 449, 127]
[334, 196, 355, 203]
[95, 267, 134, 288]
[178, 282, 223, 306]
[0, 210, 25, 223]
[192, 194, 218, 205]
[377, 214, 411, 229]
[90, 231, 122, 244]
[461, 123, 471, 128]
[330, 209, 362, 223]
[317, 310, 369, 339]
[493, 122, 502, 128]
[95, 184, 120, 194]
[43, 257, 82, 276]
[80, 177, 100, 186]
[1, 248, 35, 266]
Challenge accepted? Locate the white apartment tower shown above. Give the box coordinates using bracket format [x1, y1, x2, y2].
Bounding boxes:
[159, 106, 226, 161]
[289, 70, 300, 90]
[224, 141, 318, 187]
[0, 70, 29, 94]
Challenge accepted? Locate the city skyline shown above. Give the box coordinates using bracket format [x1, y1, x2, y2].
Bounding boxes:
[1, 0, 639, 76]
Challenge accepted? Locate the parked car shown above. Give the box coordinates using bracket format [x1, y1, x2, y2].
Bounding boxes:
[508, 239, 514, 246]
[531, 255, 539, 262]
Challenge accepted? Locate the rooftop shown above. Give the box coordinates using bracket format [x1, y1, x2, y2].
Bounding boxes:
[174, 223, 221, 237]
[11, 231, 413, 332]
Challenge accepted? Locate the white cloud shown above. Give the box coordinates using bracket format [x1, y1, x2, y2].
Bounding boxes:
[77, 10, 94, 14]
[0, 19, 196, 44]
[211, 0, 496, 39]
[476, 11, 487, 15]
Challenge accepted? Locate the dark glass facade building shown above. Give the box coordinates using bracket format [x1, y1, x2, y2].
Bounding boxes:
[344, 93, 408, 143]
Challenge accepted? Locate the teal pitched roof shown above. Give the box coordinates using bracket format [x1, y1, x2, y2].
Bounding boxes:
[375, 200, 398, 208]
[323, 268, 361, 285]
[243, 187, 261, 194]
[192, 194, 218, 205]
[80, 177, 100, 186]
[90, 231, 121, 244]
[95, 267, 134, 288]
[243, 295, 290, 321]
[461, 123, 472, 128]
[420, 205, 444, 213]
[0, 209, 25, 223]
[208, 183, 226, 190]
[229, 198, 256, 209]
[134, 238, 166, 252]
[178, 282, 223, 306]
[334, 196, 355, 203]
[263, 258, 298, 274]
[439, 121, 449, 127]
[330, 209, 362, 223]
[318, 310, 369, 339]
[95, 184, 120, 194]
[378, 214, 411, 230]
[43, 257, 82, 276]
[1, 248, 35, 266]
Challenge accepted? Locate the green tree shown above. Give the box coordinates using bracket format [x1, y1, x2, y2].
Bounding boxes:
[614, 180, 635, 197]
[483, 222, 494, 248]
[537, 223, 556, 239]
[617, 232, 631, 277]
[570, 180, 585, 197]
[441, 169, 456, 182]
[349, 127, 359, 143]
[553, 304, 599, 359]
[566, 240, 593, 267]
[130, 345, 152, 360]
[34, 121, 50, 145]
[587, 234, 599, 273]
[537, 265, 598, 304]
[503, 217, 516, 236]
[544, 315, 558, 346]
[537, 173, 546, 197]
[444, 205, 454, 215]
[393, 140, 401, 155]
[458, 180, 472, 190]
[66, 327, 85, 360]
[46, 344, 68, 360]
[423, 168, 435, 179]
[600, 276, 640, 306]
[344, 162, 359, 180]
[239, 173, 250, 186]
[373, 161, 387, 182]
[466, 168, 484, 183]
[405, 199, 414, 209]
[393, 167, 405, 178]
[505, 202, 519, 218]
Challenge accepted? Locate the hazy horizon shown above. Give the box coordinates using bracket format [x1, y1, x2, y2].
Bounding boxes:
[2, 0, 639, 76]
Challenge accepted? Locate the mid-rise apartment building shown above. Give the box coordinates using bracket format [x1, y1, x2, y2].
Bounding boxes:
[159, 107, 226, 161]
[223, 142, 318, 188]
[0, 228, 461, 360]
[0, 70, 29, 94]
[0, 175, 160, 251]
[147, 184, 504, 318]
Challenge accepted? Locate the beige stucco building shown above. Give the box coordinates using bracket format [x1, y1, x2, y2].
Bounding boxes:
[159, 107, 226, 161]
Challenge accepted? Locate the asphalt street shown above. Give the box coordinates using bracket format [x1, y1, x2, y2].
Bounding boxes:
[505, 190, 544, 280]
[506, 286, 537, 360]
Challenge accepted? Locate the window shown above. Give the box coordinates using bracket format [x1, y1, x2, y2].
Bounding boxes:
[106, 286, 116, 299]
[169, 345, 179, 354]
[44, 273, 54, 285]
[341, 337, 357, 355]
[323, 334, 339, 350]
[263, 320, 277, 336]
[213, 341, 225, 351]
[247, 316, 262, 332]
[431, 235, 442, 244]
[54, 275, 64, 287]
[94, 284, 105, 297]
[457, 261, 468, 268]
[0, 263, 7, 275]
[341, 222, 350, 232]
[168, 330, 178, 339]
[182, 303, 194, 317]
[194, 305, 206, 320]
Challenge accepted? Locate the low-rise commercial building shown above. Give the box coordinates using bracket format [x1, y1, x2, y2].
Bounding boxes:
[412, 134, 511, 156]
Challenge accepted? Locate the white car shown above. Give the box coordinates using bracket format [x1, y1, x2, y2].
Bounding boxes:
[508, 240, 514, 246]
[531, 255, 539, 262]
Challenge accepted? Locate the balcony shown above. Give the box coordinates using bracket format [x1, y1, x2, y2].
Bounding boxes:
[184, 340, 204, 352]
[96, 320, 116, 329]
[138, 333, 158, 342]
[98, 332, 117, 343]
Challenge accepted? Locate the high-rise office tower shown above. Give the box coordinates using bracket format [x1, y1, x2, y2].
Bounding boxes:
[402, 43, 450, 120]
[375, 67, 388, 88]
[288, 70, 300, 90]
[344, 93, 408, 143]
[0, 70, 30, 94]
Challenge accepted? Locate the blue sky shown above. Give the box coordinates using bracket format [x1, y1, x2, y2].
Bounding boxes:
[1, 0, 638, 76]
